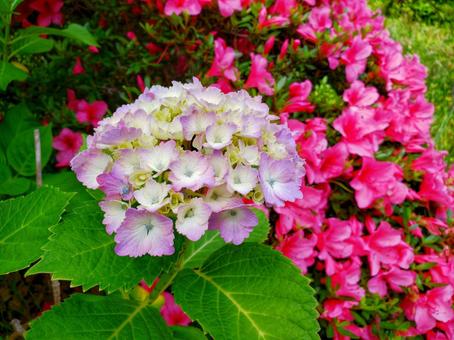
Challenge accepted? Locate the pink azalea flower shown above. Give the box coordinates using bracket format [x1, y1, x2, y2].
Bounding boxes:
[297, 7, 332, 43]
[408, 286, 454, 333]
[350, 157, 408, 209]
[276, 230, 317, 273]
[218, 0, 242, 17]
[419, 173, 452, 206]
[368, 267, 416, 297]
[207, 38, 239, 81]
[29, 0, 63, 27]
[269, 0, 297, 17]
[343, 80, 379, 107]
[363, 218, 414, 276]
[412, 148, 448, 174]
[281, 80, 315, 114]
[72, 57, 85, 75]
[52, 128, 83, 168]
[115, 208, 174, 257]
[75, 100, 108, 128]
[160, 292, 191, 326]
[341, 36, 372, 82]
[164, 0, 201, 16]
[244, 53, 275, 96]
[257, 6, 289, 30]
[329, 257, 365, 301]
[263, 36, 275, 55]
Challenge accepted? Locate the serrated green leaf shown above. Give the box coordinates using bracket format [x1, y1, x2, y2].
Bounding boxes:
[0, 177, 31, 196]
[0, 60, 28, 91]
[171, 326, 206, 340]
[27, 204, 167, 293]
[11, 37, 53, 56]
[7, 125, 52, 176]
[18, 23, 98, 46]
[173, 243, 320, 340]
[0, 187, 74, 274]
[181, 209, 270, 268]
[43, 171, 95, 210]
[26, 293, 173, 339]
[0, 103, 38, 150]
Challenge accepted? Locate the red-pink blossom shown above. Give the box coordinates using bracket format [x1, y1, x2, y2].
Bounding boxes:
[164, 0, 201, 16]
[368, 267, 416, 297]
[341, 36, 372, 82]
[276, 230, 317, 274]
[343, 80, 379, 107]
[281, 80, 315, 114]
[52, 128, 83, 168]
[71, 99, 108, 128]
[363, 219, 414, 276]
[218, 0, 242, 17]
[244, 53, 275, 96]
[160, 292, 191, 326]
[29, 0, 63, 27]
[72, 57, 85, 75]
[207, 38, 238, 82]
[350, 157, 408, 209]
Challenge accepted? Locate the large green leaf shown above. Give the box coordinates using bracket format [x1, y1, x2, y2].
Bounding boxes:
[173, 243, 320, 340]
[27, 204, 167, 293]
[0, 187, 74, 275]
[6, 125, 52, 176]
[182, 209, 270, 268]
[0, 103, 38, 150]
[0, 61, 28, 91]
[17, 23, 98, 46]
[43, 171, 96, 211]
[11, 37, 54, 56]
[171, 326, 207, 340]
[26, 293, 173, 339]
[0, 177, 31, 196]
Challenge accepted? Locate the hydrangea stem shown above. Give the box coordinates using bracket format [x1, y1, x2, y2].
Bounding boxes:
[149, 239, 190, 303]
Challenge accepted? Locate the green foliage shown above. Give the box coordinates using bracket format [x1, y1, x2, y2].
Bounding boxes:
[26, 293, 173, 339]
[27, 203, 167, 293]
[17, 24, 98, 47]
[0, 61, 28, 90]
[0, 103, 38, 151]
[171, 326, 207, 340]
[173, 243, 320, 340]
[6, 125, 52, 176]
[0, 186, 74, 275]
[182, 208, 270, 268]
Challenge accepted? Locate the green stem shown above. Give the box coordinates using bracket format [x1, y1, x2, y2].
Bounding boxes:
[149, 239, 190, 303]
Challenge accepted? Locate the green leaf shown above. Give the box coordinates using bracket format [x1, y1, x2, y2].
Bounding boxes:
[7, 125, 52, 177]
[43, 171, 95, 210]
[0, 177, 31, 196]
[11, 37, 54, 56]
[181, 209, 270, 268]
[18, 23, 98, 46]
[26, 293, 173, 339]
[0, 187, 74, 275]
[27, 204, 167, 293]
[0, 61, 28, 91]
[0, 103, 38, 150]
[171, 326, 207, 340]
[173, 243, 320, 340]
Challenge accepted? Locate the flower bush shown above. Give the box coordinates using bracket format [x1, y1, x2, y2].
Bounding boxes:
[0, 0, 453, 339]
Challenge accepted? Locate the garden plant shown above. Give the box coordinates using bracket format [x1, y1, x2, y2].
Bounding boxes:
[0, 0, 453, 339]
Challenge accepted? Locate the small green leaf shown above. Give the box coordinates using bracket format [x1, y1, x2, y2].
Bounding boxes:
[27, 204, 167, 293]
[11, 37, 54, 56]
[181, 209, 270, 268]
[0, 61, 28, 91]
[173, 243, 320, 340]
[0, 177, 31, 196]
[171, 326, 207, 340]
[18, 23, 98, 46]
[0, 187, 74, 275]
[7, 125, 52, 177]
[26, 294, 173, 339]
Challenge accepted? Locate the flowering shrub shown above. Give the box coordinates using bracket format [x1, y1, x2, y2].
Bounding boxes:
[71, 80, 304, 255]
[0, 0, 453, 339]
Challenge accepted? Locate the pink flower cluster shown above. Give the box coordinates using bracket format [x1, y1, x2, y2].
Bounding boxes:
[71, 79, 304, 257]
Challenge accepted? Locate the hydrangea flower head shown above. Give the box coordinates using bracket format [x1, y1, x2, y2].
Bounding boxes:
[71, 79, 305, 256]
